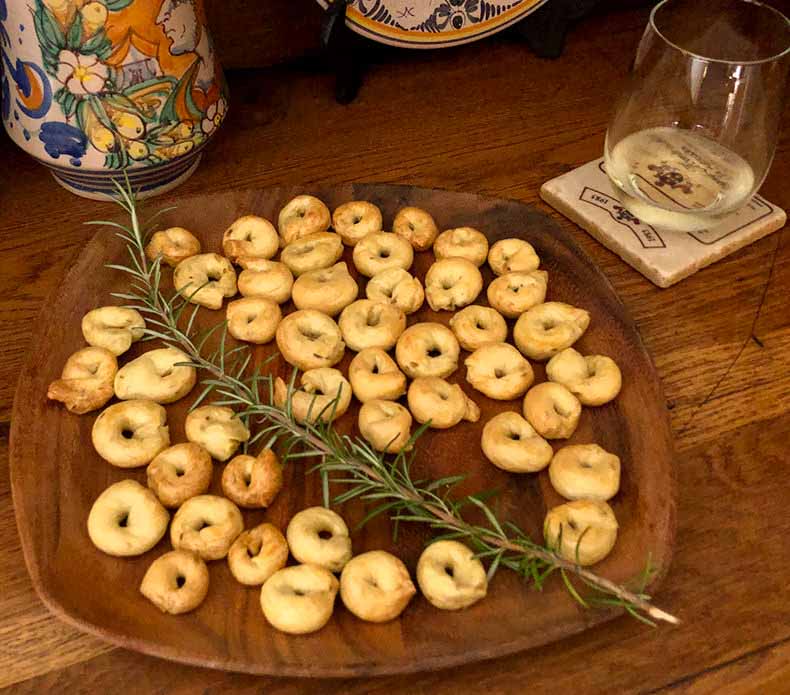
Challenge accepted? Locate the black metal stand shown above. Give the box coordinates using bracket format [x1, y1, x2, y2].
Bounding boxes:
[512, 0, 601, 59]
[320, 0, 367, 105]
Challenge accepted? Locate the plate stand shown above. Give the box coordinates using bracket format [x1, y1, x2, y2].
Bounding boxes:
[317, 0, 608, 104]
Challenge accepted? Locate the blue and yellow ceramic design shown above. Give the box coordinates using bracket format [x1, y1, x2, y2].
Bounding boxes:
[317, 0, 548, 49]
[1, 0, 226, 198]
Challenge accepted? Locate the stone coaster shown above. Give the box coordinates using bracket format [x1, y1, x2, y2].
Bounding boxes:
[540, 159, 786, 288]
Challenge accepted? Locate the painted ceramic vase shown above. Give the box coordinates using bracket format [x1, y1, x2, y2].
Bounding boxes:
[0, 0, 227, 198]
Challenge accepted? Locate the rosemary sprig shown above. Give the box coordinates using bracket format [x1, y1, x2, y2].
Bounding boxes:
[96, 178, 678, 626]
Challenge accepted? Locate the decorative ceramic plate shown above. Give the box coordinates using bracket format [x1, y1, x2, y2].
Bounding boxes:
[11, 184, 675, 677]
[316, 0, 549, 48]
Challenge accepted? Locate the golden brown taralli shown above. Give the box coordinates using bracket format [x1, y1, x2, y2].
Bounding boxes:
[449, 305, 508, 351]
[173, 253, 237, 310]
[145, 227, 201, 267]
[227, 523, 289, 586]
[395, 322, 460, 379]
[275, 310, 345, 371]
[221, 449, 283, 508]
[91, 400, 170, 468]
[222, 215, 279, 262]
[237, 259, 293, 304]
[185, 405, 250, 461]
[348, 348, 407, 402]
[146, 442, 212, 508]
[260, 564, 339, 635]
[392, 206, 438, 251]
[340, 551, 416, 622]
[291, 262, 358, 316]
[286, 507, 352, 573]
[338, 299, 406, 352]
[47, 346, 117, 414]
[81, 306, 145, 356]
[226, 296, 281, 344]
[332, 201, 383, 245]
[407, 377, 480, 429]
[87, 479, 169, 557]
[170, 495, 244, 561]
[140, 550, 209, 614]
[278, 194, 332, 244]
[522, 382, 582, 439]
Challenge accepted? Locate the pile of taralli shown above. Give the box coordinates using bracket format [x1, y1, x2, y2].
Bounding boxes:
[47, 194, 624, 635]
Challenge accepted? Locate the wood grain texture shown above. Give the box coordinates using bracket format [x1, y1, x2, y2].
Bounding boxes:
[10, 184, 675, 676]
[0, 5, 788, 691]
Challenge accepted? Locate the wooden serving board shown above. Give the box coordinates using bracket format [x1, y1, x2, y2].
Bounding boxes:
[9, 184, 676, 677]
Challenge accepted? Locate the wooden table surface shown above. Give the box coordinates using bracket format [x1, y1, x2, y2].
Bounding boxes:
[1, 8, 789, 694]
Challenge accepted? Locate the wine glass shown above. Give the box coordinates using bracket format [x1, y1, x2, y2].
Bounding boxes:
[604, 0, 790, 232]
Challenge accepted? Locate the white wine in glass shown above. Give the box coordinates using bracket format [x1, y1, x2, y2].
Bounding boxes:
[604, 0, 790, 232]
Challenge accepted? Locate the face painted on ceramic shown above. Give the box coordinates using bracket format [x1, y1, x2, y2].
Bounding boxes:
[156, 0, 200, 55]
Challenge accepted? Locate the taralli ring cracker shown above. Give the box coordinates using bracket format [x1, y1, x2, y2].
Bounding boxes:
[393, 206, 438, 251]
[114, 346, 196, 404]
[546, 348, 622, 406]
[486, 270, 548, 319]
[87, 479, 169, 556]
[549, 444, 621, 501]
[140, 549, 209, 614]
[275, 310, 345, 371]
[237, 260, 293, 304]
[417, 540, 487, 610]
[170, 494, 244, 561]
[226, 296, 281, 344]
[82, 306, 145, 356]
[449, 305, 508, 351]
[273, 368, 352, 423]
[47, 346, 117, 414]
[221, 449, 283, 508]
[543, 500, 618, 566]
[358, 399, 413, 453]
[340, 550, 416, 622]
[338, 299, 406, 352]
[353, 231, 414, 277]
[286, 507, 352, 573]
[145, 227, 201, 267]
[425, 258, 483, 312]
[280, 232, 343, 277]
[185, 405, 250, 461]
[481, 411, 553, 473]
[227, 523, 289, 586]
[222, 215, 279, 263]
[278, 195, 332, 245]
[292, 262, 358, 316]
[395, 322, 460, 379]
[408, 377, 480, 429]
[173, 253, 237, 310]
[488, 238, 540, 276]
[433, 227, 489, 266]
[260, 564, 339, 635]
[92, 399, 170, 468]
[513, 302, 591, 361]
[146, 442, 212, 508]
[365, 267, 424, 315]
[522, 382, 582, 440]
[332, 201, 383, 245]
[348, 348, 407, 403]
[464, 342, 534, 400]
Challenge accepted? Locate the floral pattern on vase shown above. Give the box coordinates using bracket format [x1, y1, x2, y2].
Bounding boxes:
[1, 0, 227, 198]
